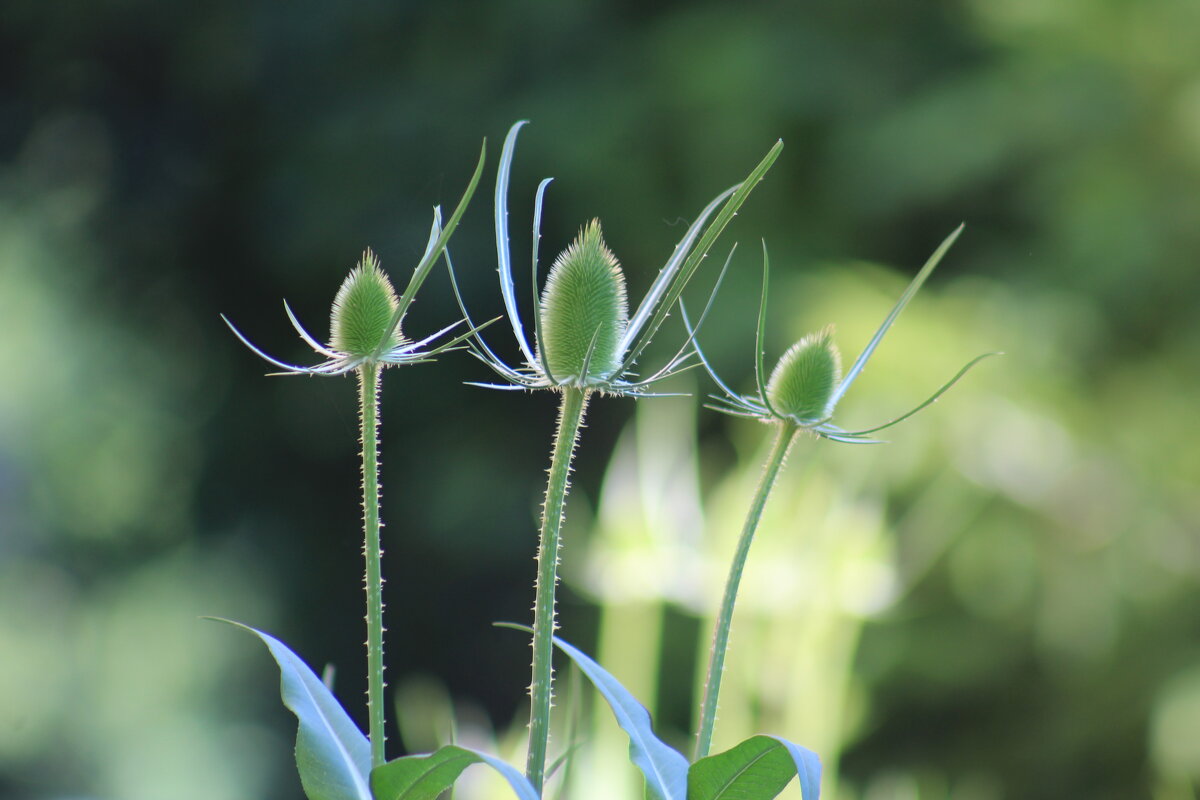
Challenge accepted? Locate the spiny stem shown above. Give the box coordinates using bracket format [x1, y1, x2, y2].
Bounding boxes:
[359, 362, 387, 769]
[527, 386, 591, 794]
[695, 421, 798, 760]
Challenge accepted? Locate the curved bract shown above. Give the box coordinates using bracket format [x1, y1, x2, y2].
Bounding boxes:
[447, 120, 783, 397]
[688, 228, 999, 442]
[222, 142, 488, 378]
[446, 120, 784, 794]
[690, 229, 998, 762]
[219, 140, 489, 777]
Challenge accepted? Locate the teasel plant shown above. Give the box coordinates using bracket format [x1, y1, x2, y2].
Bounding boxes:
[217, 141, 491, 789]
[443, 120, 783, 793]
[683, 227, 1000, 760]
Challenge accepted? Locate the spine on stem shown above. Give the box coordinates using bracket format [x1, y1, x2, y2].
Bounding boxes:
[694, 421, 798, 760]
[359, 362, 387, 768]
[527, 386, 591, 793]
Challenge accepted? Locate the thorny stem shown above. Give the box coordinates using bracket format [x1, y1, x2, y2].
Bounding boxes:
[695, 420, 798, 760]
[527, 386, 591, 794]
[359, 362, 387, 769]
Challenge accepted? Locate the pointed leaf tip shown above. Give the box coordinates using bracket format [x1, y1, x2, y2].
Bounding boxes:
[550, 635, 689, 800]
[495, 624, 688, 800]
[208, 618, 371, 800]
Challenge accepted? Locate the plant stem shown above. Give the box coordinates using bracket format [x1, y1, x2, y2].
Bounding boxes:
[359, 362, 387, 769]
[527, 386, 591, 794]
[695, 421, 798, 760]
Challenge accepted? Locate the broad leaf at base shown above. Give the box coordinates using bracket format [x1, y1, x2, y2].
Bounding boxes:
[542, 631, 690, 800]
[371, 745, 538, 800]
[688, 735, 821, 800]
[209, 618, 372, 800]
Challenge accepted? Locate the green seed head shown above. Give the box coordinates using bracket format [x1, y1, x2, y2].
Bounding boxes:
[330, 250, 404, 358]
[537, 220, 629, 385]
[766, 326, 842, 421]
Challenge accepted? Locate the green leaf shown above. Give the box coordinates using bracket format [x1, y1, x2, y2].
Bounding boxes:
[212, 619, 372, 800]
[370, 745, 538, 800]
[547, 633, 689, 800]
[689, 736, 821, 800]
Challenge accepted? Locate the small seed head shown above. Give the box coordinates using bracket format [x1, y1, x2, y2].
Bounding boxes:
[330, 250, 404, 358]
[766, 326, 841, 421]
[537, 220, 629, 385]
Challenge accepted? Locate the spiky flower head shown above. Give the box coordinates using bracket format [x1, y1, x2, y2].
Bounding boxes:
[331, 250, 406, 358]
[766, 326, 841, 422]
[451, 120, 784, 397]
[688, 228, 998, 443]
[221, 139, 489, 377]
[536, 220, 629, 385]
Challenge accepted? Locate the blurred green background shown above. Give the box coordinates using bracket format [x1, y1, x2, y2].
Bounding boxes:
[2, 1, 1199, 798]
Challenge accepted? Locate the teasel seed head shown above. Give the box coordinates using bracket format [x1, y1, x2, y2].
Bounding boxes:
[330, 250, 405, 359]
[766, 325, 842, 422]
[537, 220, 629, 385]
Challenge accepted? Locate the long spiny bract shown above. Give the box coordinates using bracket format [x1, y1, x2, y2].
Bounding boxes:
[457, 122, 781, 399]
[459, 121, 787, 793]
